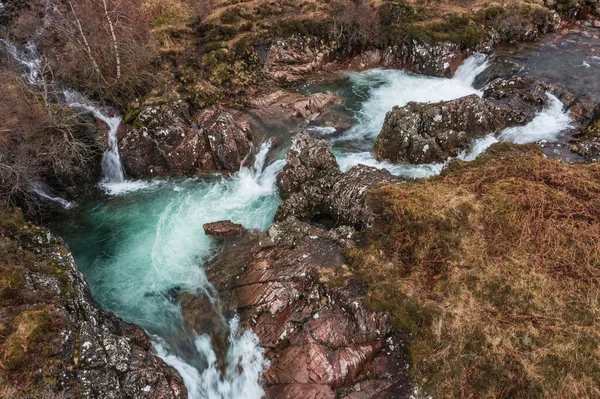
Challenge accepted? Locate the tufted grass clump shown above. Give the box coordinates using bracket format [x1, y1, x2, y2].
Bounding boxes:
[348, 143, 600, 398]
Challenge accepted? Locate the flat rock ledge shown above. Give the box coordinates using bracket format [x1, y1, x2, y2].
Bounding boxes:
[203, 220, 246, 238]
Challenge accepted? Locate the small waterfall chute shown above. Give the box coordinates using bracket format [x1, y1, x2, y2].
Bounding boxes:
[64, 91, 125, 184]
[28, 181, 75, 210]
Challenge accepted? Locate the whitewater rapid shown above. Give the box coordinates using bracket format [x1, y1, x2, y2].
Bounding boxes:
[310, 53, 572, 178]
[55, 142, 283, 399]
[11, 47, 573, 399]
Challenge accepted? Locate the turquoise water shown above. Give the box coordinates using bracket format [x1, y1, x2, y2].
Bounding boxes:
[52, 146, 283, 399]
[50, 54, 574, 398]
[55, 149, 283, 335]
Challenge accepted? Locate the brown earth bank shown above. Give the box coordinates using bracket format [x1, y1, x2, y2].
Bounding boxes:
[0, 210, 187, 398]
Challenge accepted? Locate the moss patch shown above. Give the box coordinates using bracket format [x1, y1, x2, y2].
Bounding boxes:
[348, 143, 600, 398]
[0, 209, 69, 396]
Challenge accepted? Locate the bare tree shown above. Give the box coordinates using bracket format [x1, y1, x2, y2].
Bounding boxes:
[67, 0, 104, 81]
[99, 0, 122, 82]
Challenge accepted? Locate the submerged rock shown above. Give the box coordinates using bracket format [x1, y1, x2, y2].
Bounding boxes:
[0, 211, 186, 398]
[374, 78, 549, 164]
[120, 103, 254, 178]
[275, 132, 398, 228]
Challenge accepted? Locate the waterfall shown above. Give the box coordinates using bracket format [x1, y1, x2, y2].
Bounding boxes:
[0, 39, 41, 84]
[1, 39, 126, 186]
[28, 181, 75, 210]
[457, 93, 572, 161]
[64, 92, 125, 184]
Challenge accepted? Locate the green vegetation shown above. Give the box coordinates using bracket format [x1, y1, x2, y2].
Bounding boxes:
[348, 143, 600, 398]
[0, 210, 69, 397]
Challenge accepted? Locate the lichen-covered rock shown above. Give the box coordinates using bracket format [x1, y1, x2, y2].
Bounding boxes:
[275, 132, 398, 228]
[120, 103, 253, 178]
[483, 77, 549, 116]
[374, 78, 549, 164]
[0, 211, 186, 398]
[263, 35, 466, 81]
[204, 217, 412, 399]
[276, 132, 340, 201]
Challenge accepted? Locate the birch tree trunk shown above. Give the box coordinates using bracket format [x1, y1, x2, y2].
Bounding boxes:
[101, 0, 121, 82]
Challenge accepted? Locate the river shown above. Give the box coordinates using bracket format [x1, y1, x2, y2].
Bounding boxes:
[45, 51, 575, 398]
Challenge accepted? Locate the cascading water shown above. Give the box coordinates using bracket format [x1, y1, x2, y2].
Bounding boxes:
[53, 142, 283, 399]
[28, 181, 75, 210]
[304, 53, 572, 177]
[64, 92, 126, 184]
[1, 39, 127, 187]
[0, 40, 41, 84]
[458, 93, 573, 161]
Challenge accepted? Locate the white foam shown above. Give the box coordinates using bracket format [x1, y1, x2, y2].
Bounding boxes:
[337, 53, 488, 143]
[307, 126, 338, 136]
[498, 94, 572, 144]
[153, 318, 267, 399]
[99, 180, 163, 196]
[337, 151, 444, 179]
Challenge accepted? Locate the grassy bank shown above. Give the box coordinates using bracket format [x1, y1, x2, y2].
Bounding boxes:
[348, 143, 600, 398]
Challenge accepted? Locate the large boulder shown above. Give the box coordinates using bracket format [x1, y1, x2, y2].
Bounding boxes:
[373, 78, 549, 164]
[120, 103, 254, 178]
[0, 211, 186, 398]
[275, 132, 398, 228]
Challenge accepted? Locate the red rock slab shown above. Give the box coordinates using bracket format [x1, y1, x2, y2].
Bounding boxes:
[203, 220, 245, 238]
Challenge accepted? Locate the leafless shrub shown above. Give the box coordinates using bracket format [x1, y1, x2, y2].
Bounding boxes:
[330, 0, 381, 50]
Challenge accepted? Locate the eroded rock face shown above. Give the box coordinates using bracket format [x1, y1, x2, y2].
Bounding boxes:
[0, 212, 186, 398]
[120, 103, 253, 178]
[374, 78, 549, 164]
[275, 132, 398, 228]
[205, 218, 412, 399]
[263, 36, 466, 82]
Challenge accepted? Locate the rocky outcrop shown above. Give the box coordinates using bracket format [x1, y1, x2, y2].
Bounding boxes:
[275, 132, 398, 228]
[263, 36, 466, 82]
[472, 59, 521, 89]
[0, 211, 186, 398]
[205, 218, 412, 399]
[120, 103, 254, 178]
[374, 78, 549, 164]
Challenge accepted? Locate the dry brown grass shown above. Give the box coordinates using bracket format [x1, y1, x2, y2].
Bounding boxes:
[348, 143, 600, 398]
